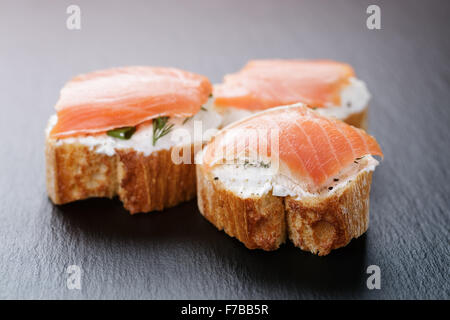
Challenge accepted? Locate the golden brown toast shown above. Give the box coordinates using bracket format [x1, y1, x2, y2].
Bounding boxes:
[46, 139, 196, 214]
[196, 163, 372, 256]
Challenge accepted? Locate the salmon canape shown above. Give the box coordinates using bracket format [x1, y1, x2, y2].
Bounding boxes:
[214, 59, 371, 129]
[196, 104, 383, 255]
[46, 66, 222, 213]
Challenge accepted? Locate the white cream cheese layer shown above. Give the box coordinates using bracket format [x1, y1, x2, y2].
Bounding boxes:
[316, 77, 371, 119]
[208, 155, 378, 200]
[46, 99, 223, 157]
[216, 77, 371, 127]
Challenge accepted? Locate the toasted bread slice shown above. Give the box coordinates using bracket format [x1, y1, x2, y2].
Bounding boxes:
[196, 104, 382, 255]
[46, 138, 196, 214]
[196, 163, 372, 255]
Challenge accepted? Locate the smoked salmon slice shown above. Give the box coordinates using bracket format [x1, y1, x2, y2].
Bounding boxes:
[203, 104, 383, 187]
[50, 66, 212, 138]
[214, 60, 354, 110]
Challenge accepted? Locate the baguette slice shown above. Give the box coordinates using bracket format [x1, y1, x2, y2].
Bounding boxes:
[46, 66, 220, 213]
[196, 104, 382, 255]
[46, 139, 196, 214]
[197, 161, 372, 255]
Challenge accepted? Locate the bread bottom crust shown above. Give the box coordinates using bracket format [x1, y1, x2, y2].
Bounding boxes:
[46, 140, 196, 214]
[196, 165, 372, 255]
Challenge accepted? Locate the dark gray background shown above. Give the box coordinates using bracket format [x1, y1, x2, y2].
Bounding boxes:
[0, 0, 449, 299]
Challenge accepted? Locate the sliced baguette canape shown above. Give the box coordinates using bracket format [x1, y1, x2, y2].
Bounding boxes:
[45, 66, 222, 214]
[213, 59, 371, 130]
[196, 104, 383, 255]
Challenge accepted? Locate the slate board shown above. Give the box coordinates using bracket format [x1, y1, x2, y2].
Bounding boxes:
[0, 0, 448, 299]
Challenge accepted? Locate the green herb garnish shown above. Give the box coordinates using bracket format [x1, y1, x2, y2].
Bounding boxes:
[182, 116, 192, 125]
[201, 106, 208, 111]
[259, 161, 270, 168]
[107, 126, 136, 140]
[242, 160, 270, 168]
[152, 117, 174, 146]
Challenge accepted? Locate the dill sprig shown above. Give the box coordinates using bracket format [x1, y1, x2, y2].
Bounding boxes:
[152, 117, 174, 146]
[182, 116, 192, 125]
[242, 160, 271, 168]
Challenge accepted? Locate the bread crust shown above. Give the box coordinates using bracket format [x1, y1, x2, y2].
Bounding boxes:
[216, 105, 369, 130]
[46, 139, 196, 214]
[342, 105, 368, 130]
[286, 171, 372, 255]
[196, 164, 373, 255]
[197, 164, 286, 250]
